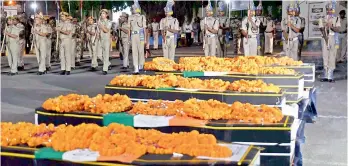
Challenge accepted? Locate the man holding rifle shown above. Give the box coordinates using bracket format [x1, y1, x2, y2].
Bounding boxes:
[32, 12, 48, 75]
[119, 12, 130, 70]
[241, 1, 260, 56]
[4, 16, 20, 75]
[281, 3, 300, 60]
[319, 1, 341, 83]
[56, 12, 73, 75]
[200, 0, 219, 56]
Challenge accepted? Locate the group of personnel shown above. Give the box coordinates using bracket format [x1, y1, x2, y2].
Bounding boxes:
[2, 0, 347, 79]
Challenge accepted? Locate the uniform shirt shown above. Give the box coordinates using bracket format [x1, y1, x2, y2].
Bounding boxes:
[319, 16, 341, 36]
[265, 19, 275, 32]
[281, 16, 301, 38]
[183, 22, 193, 33]
[32, 24, 48, 42]
[151, 22, 159, 32]
[99, 19, 112, 40]
[217, 16, 230, 35]
[16, 23, 25, 40]
[86, 24, 97, 42]
[241, 16, 260, 36]
[338, 17, 347, 33]
[5, 25, 13, 44]
[119, 21, 130, 39]
[160, 16, 179, 37]
[230, 18, 242, 35]
[200, 16, 219, 36]
[45, 24, 53, 40]
[257, 16, 267, 33]
[128, 13, 146, 32]
[57, 21, 74, 39]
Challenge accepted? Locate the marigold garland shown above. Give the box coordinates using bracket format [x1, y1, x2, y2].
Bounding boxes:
[109, 74, 281, 93]
[42, 94, 132, 114]
[145, 56, 302, 75]
[130, 98, 283, 123]
[1, 122, 232, 158]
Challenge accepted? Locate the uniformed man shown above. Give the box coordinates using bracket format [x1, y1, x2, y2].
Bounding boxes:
[264, 14, 275, 54]
[4, 16, 20, 75]
[12, 16, 25, 71]
[230, 15, 242, 55]
[98, 9, 112, 75]
[337, 10, 347, 63]
[70, 17, 79, 69]
[201, 1, 219, 56]
[86, 16, 98, 71]
[295, 2, 305, 59]
[160, 0, 179, 60]
[281, 3, 301, 60]
[217, 1, 230, 57]
[319, 1, 341, 82]
[32, 13, 49, 75]
[56, 12, 73, 75]
[119, 13, 130, 70]
[151, 18, 159, 50]
[44, 16, 53, 71]
[241, 2, 260, 56]
[129, 0, 147, 74]
[256, 1, 266, 56]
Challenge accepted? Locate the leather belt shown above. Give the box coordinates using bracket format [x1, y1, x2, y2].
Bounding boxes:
[289, 37, 298, 41]
[131, 31, 139, 35]
[247, 35, 257, 38]
[206, 34, 216, 38]
[166, 35, 175, 39]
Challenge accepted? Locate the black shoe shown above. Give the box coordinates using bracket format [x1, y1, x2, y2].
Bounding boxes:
[71, 67, 76, 70]
[9, 72, 17, 76]
[66, 71, 70, 75]
[37, 72, 43, 75]
[90, 67, 97, 71]
[102, 71, 108, 75]
[17, 66, 24, 71]
[132, 72, 140, 75]
[60, 70, 66, 75]
[328, 79, 335, 83]
[46, 67, 51, 71]
[76, 62, 81, 66]
[320, 78, 328, 82]
[108, 66, 112, 70]
[120, 66, 128, 70]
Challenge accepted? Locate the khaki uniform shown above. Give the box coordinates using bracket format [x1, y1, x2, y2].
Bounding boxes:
[17, 23, 25, 67]
[119, 21, 130, 67]
[151, 22, 159, 49]
[200, 17, 219, 56]
[337, 17, 347, 62]
[6, 25, 20, 73]
[58, 21, 73, 71]
[217, 16, 230, 57]
[128, 13, 146, 72]
[319, 16, 341, 73]
[281, 16, 300, 60]
[160, 16, 179, 60]
[46, 24, 53, 68]
[99, 19, 112, 72]
[257, 16, 267, 55]
[33, 24, 48, 72]
[230, 18, 242, 55]
[241, 16, 260, 56]
[264, 18, 275, 54]
[87, 24, 100, 68]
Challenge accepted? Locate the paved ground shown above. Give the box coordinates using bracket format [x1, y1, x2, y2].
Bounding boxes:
[1, 47, 347, 166]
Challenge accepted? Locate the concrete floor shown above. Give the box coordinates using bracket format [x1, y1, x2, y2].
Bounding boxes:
[1, 54, 347, 166]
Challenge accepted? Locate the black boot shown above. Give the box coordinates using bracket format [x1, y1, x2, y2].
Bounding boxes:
[60, 70, 66, 75]
[46, 67, 51, 71]
[90, 67, 97, 71]
[102, 71, 108, 75]
[76, 62, 81, 66]
[66, 71, 70, 75]
[37, 72, 44, 75]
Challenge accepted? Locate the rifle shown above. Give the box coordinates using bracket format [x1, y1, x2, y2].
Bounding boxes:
[0, 25, 7, 53]
[92, 17, 100, 45]
[203, 17, 206, 50]
[118, 21, 123, 60]
[56, 20, 59, 51]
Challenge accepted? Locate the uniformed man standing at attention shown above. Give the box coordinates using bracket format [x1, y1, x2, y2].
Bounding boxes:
[98, 9, 112, 75]
[44, 16, 53, 71]
[319, 1, 341, 83]
[129, 0, 147, 74]
[56, 12, 73, 75]
[281, 3, 301, 60]
[4, 16, 20, 75]
[201, 1, 219, 56]
[295, 2, 305, 59]
[256, 1, 266, 56]
[160, 0, 179, 60]
[14, 15, 25, 71]
[336, 10, 347, 63]
[230, 15, 242, 55]
[264, 14, 275, 54]
[241, 2, 260, 56]
[32, 13, 48, 75]
[119, 13, 130, 70]
[70, 17, 78, 69]
[217, 1, 230, 58]
[86, 16, 99, 71]
[151, 18, 159, 50]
